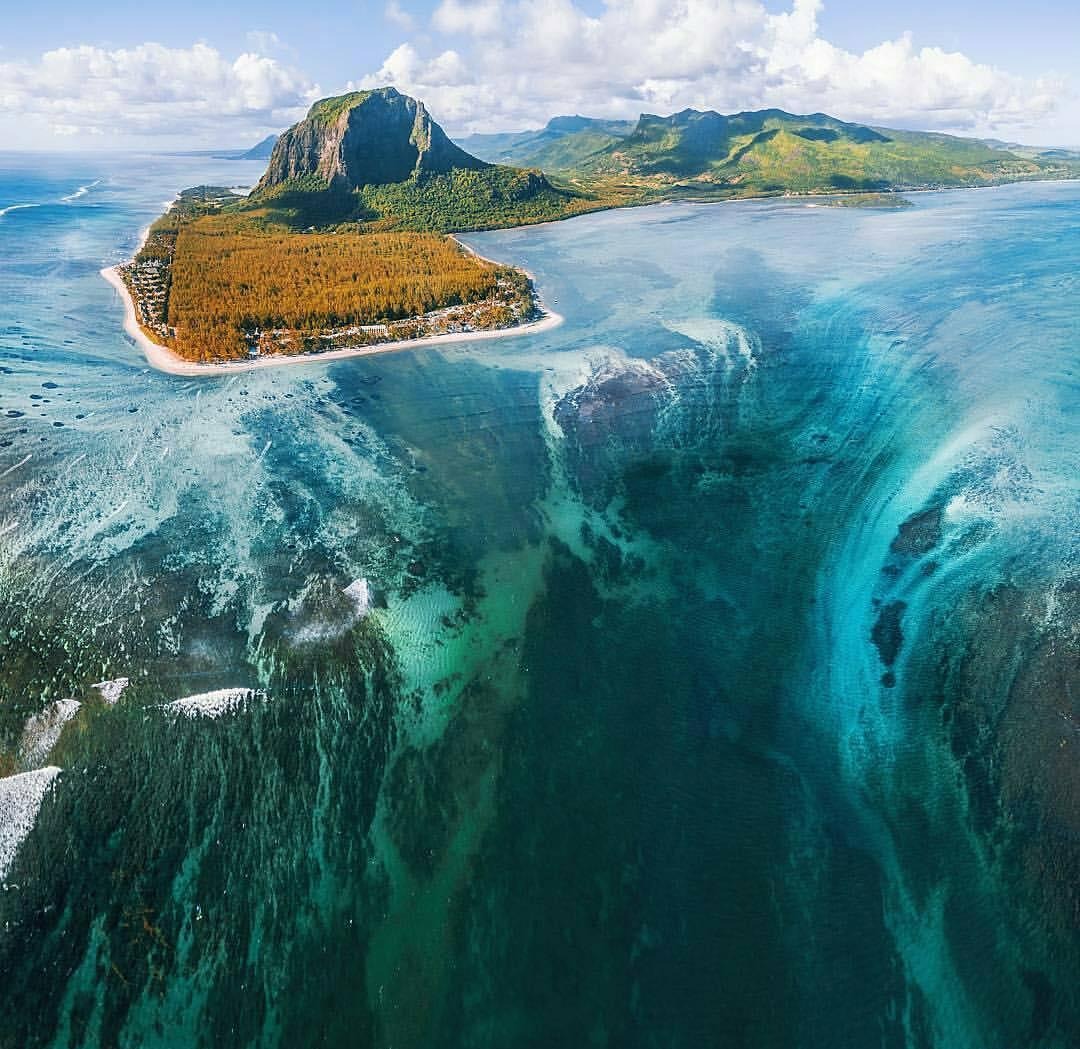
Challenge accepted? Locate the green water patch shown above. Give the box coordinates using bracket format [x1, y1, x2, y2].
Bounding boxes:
[0, 670, 397, 1047]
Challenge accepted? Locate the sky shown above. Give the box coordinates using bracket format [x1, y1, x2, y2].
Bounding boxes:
[0, 0, 1076, 150]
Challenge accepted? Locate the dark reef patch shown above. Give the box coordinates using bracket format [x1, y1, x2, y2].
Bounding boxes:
[890, 505, 944, 557]
[871, 600, 908, 667]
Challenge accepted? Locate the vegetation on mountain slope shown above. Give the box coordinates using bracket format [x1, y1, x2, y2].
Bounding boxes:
[459, 116, 637, 172]
[457, 107, 1080, 198]
[252, 87, 579, 231]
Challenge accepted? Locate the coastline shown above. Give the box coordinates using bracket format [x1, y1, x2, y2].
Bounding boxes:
[101, 260, 563, 377]
[103, 175, 1079, 377]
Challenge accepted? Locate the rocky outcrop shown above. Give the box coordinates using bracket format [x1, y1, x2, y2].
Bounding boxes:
[257, 87, 488, 192]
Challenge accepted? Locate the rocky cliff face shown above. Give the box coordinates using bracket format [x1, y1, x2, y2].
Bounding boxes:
[257, 88, 487, 192]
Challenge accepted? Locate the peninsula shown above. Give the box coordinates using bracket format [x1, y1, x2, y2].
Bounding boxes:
[108, 89, 572, 368]
[108, 87, 1080, 369]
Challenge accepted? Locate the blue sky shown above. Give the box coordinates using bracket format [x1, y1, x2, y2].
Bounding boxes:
[1, 0, 1076, 149]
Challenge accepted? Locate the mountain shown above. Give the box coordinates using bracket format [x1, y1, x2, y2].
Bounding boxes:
[458, 116, 636, 172]
[246, 91, 1079, 229]
[248, 88, 579, 231]
[578, 108, 1058, 192]
[258, 88, 487, 192]
[608, 108, 889, 176]
[206, 135, 279, 161]
[240, 134, 279, 161]
[458, 106, 1080, 198]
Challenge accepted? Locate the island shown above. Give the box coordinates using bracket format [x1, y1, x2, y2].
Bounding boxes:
[105, 87, 1080, 371]
[104, 186, 560, 373]
[104, 89, 575, 370]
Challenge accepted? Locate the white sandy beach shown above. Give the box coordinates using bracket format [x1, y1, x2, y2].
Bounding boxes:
[100, 227, 563, 377]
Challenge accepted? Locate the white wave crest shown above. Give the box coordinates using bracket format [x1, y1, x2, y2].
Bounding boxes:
[663, 317, 758, 371]
[164, 688, 267, 719]
[92, 678, 130, 705]
[0, 767, 61, 880]
[61, 179, 102, 203]
[0, 203, 41, 219]
[343, 577, 373, 616]
[19, 699, 81, 769]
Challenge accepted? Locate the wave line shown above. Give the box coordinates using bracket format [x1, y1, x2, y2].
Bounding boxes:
[0, 203, 41, 219]
[61, 179, 103, 203]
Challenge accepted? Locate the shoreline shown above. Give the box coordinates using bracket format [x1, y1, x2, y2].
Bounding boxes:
[102, 205, 563, 376]
[100, 262, 563, 377]
[103, 175, 1080, 376]
[487, 174, 1080, 232]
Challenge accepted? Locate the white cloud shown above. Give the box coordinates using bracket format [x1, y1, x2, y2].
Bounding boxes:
[0, 41, 319, 142]
[0, 3, 1068, 148]
[432, 0, 503, 37]
[384, 1, 416, 32]
[755, 0, 1062, 130]
[358, 0, 1065, 137]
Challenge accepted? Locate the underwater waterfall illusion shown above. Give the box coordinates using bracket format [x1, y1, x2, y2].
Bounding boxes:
[1, 156, 1079, 1048]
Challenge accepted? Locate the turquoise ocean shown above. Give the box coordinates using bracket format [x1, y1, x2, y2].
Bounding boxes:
[1, 153, 1079, 1048]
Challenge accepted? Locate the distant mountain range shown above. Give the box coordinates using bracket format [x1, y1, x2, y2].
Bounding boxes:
[457, 116, 637, 172]
[239, 134, 279, 161]
[204, 134, 278, 161]
[195, 88, 1080, 234]
[457, 108, 1077, 198]
[205, 95, 1079, 217]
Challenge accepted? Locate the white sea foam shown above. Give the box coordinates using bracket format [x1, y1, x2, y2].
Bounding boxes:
[92, 678, 129, 705]
[293, 579, 378, 643]
[164, 688, 266, 719]
[0, 454, 32, 479]
[0, 767, 61, 880]
[61, 179, 102, 203]
[664, 317, 758, 370]
[19, 700, 81, 769]
[343, 577, 373, 616]
[0, 203, 41, 219]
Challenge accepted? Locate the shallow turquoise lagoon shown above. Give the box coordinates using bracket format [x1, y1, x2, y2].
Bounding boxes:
[1, 155, 1079, 1048]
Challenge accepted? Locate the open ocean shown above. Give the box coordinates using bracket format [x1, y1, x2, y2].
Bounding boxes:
[1, 153, 1079, 1048]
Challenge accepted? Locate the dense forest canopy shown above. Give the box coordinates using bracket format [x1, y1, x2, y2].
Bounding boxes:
[167, 222, 516, 360]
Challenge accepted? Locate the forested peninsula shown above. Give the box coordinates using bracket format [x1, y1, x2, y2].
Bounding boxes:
[110, 86, 1080, 367]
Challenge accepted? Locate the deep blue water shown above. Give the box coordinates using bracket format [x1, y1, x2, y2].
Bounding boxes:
[1, 154, 1079, 1048]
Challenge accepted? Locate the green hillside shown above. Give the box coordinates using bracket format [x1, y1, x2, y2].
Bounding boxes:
[459, 116, 637, 172]
[246, 88, 589, 232]
[355, 167, 589, 232]
[243, 166, 590, 233]
[583, 109, 1068, 194]
[458, 107, 1079, 202]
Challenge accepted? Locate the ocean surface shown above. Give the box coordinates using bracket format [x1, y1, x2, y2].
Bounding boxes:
[1, 153, 1079, 1048]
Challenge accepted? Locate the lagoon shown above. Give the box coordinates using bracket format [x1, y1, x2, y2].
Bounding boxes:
[1, 154, 1079, 1048]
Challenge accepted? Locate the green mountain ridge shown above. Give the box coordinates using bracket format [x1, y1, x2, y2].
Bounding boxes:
[232, 89, 1080, 233]
[597, 108, 1037, 192]
[456, 105, 1080, 197]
